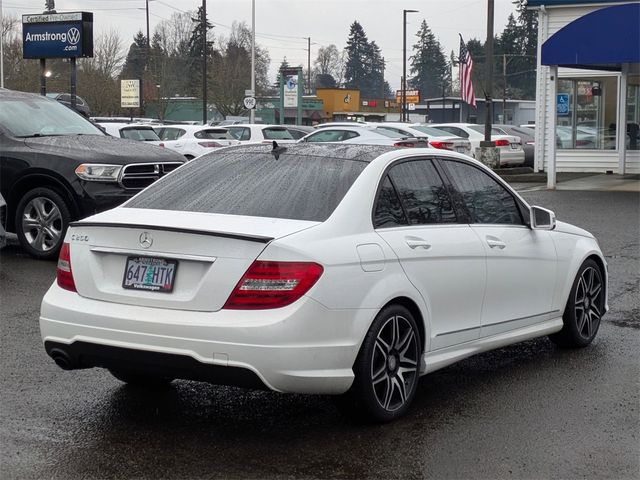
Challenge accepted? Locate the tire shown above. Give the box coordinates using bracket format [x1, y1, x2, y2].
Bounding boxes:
[109, 369, 174, 388]
[343, 305, 422, 423]
[15, 187, 71, 260]
[549, 259, 605, 348]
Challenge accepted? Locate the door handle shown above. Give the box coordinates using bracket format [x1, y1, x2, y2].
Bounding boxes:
[486, 236, 506, 249]
[405, 236, 431, 250]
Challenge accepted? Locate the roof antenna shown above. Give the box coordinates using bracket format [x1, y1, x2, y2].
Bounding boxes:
[271, 140, 286, 160]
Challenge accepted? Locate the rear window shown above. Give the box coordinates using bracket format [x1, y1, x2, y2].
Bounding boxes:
[127, 151, 367, 222]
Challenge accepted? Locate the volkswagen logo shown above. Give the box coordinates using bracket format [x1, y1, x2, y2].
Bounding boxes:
[67, 27, 80, 45]
[139, 232, 153, 249]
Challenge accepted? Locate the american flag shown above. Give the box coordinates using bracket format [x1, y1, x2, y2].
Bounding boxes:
[459, 35, 476, 108]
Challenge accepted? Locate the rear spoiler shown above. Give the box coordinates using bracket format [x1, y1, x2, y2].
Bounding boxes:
[68, 222, 274, 244]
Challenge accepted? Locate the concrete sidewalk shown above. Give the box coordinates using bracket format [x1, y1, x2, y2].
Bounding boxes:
[508, 173, 640, 192]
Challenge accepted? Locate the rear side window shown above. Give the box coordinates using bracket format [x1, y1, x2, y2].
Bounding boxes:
[194, 129, 232, 140]
[127, 151, 367, 222]
[387, 160, 457, 225]
[120, 128, 160, 141]
[305, 130, 347, 142]
[441, 160, 523, 225]
[262, 128, 294, 140]
[373, 176, 407, 228]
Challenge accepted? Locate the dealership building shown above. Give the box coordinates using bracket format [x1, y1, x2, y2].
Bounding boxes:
[528, 1, 640, 186]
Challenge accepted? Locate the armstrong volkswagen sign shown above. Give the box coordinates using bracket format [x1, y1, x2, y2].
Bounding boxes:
[22, 12, 93, 59]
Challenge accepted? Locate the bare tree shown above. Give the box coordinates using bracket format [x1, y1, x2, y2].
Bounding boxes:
[313, 44, 346, 88]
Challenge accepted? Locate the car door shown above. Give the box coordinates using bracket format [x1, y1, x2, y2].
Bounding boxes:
[373, 158, 486, 350]
[439, 158, 558, 337]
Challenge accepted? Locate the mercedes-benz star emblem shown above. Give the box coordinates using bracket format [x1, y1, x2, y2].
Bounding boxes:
[67, 27, 80, 45]
[139, 232, 153, 249]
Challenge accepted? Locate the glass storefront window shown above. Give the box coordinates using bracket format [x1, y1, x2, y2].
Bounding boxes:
[626, 75, 640, 150]
[556, 77, 618, 150]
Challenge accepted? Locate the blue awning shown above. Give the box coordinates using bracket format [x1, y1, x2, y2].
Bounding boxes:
[541, 2, 640, 70]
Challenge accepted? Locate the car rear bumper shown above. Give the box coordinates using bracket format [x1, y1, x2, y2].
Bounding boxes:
[40, 284, 376, 394]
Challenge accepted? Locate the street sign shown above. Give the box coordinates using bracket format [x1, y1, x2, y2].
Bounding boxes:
[22, 12, 93, 59]
[396, 89, 420, 105]
[408, 103, 416, 111]
[557, 93, 570, 116]
[244, 89, 255, 97]
[121, 79, 140, 108]
[243, 96, 257, 110]
[283, 75, 298, 108]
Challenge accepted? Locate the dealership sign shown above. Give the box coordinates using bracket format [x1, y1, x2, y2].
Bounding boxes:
[22, 12, 93, 59]
[283, 75, 299, 108]
[121, 80, 141, 109]
[396, 89, 420, 105]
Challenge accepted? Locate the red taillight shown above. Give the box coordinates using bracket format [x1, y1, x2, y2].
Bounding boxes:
[223, 261, 323, 310]
[159, 142, 165, 147]
[429, 141, 454, 150]
[56, 242, 77, 292]
[198, 141, 222, 148]
[494, 139, 510, 147]
[393, 142, 416, 148]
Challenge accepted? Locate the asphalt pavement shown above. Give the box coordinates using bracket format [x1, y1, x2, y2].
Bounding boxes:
[1, 190, 638, 479]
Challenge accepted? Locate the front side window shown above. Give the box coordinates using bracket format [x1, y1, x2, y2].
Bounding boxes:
[305, 130, 345, 142]
[194, 129, 233, 140]
[262, 128, 294, 140]
[387, 160, 457, 225]
[228, 127, 251, 141]
[157, 128, 185, 141]
[442, 160, 523, 225]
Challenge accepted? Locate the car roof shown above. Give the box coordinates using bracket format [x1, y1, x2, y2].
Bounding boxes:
[212, 142, 395, 162]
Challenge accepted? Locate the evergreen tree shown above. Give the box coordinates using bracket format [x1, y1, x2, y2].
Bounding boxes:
[344, 21, 370, 92]
[120, 30, 147, 80]
[344, 22, 387, 98]
[187, 5, 214, 95]
[409, 20, 451, 99]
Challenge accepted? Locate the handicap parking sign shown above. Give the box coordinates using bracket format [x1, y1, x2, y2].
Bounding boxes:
[557, 94, 570, 116]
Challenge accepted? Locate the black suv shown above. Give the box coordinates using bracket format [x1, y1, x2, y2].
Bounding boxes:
[0, 88, 185, 259]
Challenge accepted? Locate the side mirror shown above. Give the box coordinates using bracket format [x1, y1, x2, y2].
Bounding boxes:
[530, 206, 556, 230]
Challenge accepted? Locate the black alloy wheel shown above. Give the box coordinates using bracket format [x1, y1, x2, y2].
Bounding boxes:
[347, 305, 421, 423]
[550, 259, 605, 348]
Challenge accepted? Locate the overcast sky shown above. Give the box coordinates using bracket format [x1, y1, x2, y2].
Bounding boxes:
[4, 0, 517, 90]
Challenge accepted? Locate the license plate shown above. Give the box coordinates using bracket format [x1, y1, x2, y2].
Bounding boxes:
[456, 147, 467, 153]
[122, 256, 178, 293]
[511, 143, 519, 149]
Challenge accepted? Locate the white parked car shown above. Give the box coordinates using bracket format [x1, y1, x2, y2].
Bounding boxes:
[41, 144, 607, 422]
[377, 122, 473, 156]
[429, 123, 526, 166]
[154, 125, 240, 159]
[98, 123, 162, 144]
[226, 124, 296, 144]
[300, 126, 429, 147]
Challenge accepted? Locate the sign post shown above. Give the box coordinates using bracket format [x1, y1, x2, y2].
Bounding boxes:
[280, 67, 303, 125]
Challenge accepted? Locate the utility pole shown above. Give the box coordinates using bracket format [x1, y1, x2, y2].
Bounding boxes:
[0, 0, 4, 88]
[502, 53, 507, 123]
[483, 0, 495, 143]
[249, 0, 255, 123]
[380, 57, 385, 99]
[307, 37, 311, 94]
[201, 0, 207, 125]
[402, 9, 418, 122]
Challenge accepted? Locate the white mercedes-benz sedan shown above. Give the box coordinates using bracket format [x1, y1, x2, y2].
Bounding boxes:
[40, 143, 608, 422]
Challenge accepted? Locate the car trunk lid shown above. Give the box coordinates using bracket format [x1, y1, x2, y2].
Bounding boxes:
[67, 208, 319, 311]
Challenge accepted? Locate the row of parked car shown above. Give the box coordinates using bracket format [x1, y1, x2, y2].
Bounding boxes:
[96, 119, 533, 167]
[0, 87, 533, 259]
